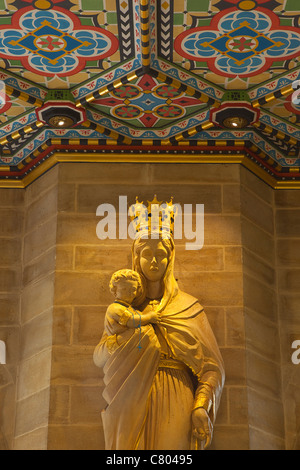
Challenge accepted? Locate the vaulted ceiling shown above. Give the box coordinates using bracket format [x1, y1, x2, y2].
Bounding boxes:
[1, 0, 300, 188]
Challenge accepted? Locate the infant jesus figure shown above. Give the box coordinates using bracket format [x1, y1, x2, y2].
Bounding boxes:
[104, 269, 160, 352]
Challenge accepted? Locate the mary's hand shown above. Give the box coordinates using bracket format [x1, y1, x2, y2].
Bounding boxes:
[192, 407, 213, 449]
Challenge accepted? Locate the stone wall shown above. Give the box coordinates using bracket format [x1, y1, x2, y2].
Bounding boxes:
[0, 162, 299, 450]
[14, 168, 58, 449]
[275, 190, 300, 450]
[47, 162, 245, 450]
[241, 168, 285, 449]
[0, 188, 24, 450]
[47, 164, 106, 450]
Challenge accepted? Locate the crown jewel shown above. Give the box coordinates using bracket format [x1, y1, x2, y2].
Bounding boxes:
[129, 195, 178, 238]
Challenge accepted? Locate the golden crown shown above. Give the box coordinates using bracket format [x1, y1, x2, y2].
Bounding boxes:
[128, 195, 178, 238]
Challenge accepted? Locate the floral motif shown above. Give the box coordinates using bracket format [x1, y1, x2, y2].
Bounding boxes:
[93, 75, 204, 128]
[0, 7, 119, 76]
[114, 105, 141, 119]
[155, 105, 184, 118]
[174, 9, 300, 77]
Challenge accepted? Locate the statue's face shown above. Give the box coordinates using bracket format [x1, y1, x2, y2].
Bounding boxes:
[116, 279, 139, 304]
[139, 239, 169, 282]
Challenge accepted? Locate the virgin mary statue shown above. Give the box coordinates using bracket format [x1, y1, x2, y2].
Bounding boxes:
[93, 203, 225, 451]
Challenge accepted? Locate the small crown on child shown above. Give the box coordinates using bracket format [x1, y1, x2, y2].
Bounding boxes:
[128, 195, 178, 238]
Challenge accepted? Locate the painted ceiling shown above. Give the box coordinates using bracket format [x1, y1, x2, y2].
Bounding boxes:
[1, 0, 300, 187]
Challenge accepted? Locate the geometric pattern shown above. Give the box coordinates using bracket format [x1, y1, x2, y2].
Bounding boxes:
[92, 74, 207, 128]
[175, 9, 300, 77]
[116, 0, 135, 61]
[0, 8, 119, 77]
[0, 0, 300, 188]
[157, 0, 173, 61]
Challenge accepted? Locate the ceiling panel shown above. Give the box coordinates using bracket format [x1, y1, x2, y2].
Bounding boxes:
[0, 0, 299, 188]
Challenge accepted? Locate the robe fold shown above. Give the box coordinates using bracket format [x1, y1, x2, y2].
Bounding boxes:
[94, 290, 225, 450]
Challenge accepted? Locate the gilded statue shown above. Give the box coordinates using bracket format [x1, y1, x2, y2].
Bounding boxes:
[94, 198, 225, 450]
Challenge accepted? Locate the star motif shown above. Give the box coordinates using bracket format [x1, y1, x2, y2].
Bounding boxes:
[35, 36, 65, 52]
[229, 37, 256, 52]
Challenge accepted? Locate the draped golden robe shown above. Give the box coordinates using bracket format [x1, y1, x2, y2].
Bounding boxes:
[93, 290, 225, 450]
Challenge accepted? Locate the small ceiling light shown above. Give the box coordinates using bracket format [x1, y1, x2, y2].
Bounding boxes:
[36, 92, 86, 129]
[48, 115, 76, 129]
[223, 116, 249, 129]
[210, 91, 260, 130]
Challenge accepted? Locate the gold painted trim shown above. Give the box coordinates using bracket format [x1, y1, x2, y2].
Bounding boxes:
[253, 121, 298, 146]
[1, 151, 300, 189]
[0, 121, 44, 146]
[140, 0, 150, 68]
[5, 85, 44, 108]
[252, 84, 294, 108]
[273, 180, 300, 189]
[81, 121, 132, 144]
[0, 179, 25, 188]
[289, 167, 300, 173]
[154, 71, 221, 107]
[75, 71, 138, 107]
[54, 151, 245, 164]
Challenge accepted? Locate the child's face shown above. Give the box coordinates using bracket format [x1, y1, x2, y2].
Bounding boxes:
[116, 279, 138, 304]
